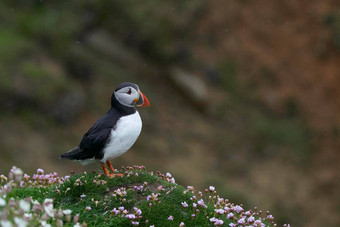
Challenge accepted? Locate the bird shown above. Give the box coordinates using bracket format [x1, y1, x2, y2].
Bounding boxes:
[61, 82, 150, 177]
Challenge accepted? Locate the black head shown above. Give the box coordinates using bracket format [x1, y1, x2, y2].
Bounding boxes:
[111, 82, 150, 110]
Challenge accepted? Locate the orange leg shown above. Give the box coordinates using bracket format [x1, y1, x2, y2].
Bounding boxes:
[101, 163, 112, 176]
[106, 160, 115, 172]
[105, 160, 124, 177]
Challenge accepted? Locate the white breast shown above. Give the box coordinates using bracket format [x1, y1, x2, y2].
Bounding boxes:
[100, 111, 142, 163]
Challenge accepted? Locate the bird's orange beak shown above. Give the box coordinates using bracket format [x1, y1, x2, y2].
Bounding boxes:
[135, 91, 150, 107]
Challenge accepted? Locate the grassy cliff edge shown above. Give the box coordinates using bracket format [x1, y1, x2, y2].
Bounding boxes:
[0, 166, 285, 227]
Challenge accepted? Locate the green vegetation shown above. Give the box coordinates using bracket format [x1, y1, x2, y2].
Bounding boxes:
[0, 166, 280, 226]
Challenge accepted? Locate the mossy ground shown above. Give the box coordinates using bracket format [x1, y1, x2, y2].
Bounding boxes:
[1, 166, 278, 226]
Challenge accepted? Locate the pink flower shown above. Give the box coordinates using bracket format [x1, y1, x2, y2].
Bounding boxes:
[193, 203, 197, 208]
[254, 220, 263, 226]
[134, 207, 142, 216]
[111, 208, 119, 215]
[85, 206, 91, 211]
[187, 186, 194, 191]
[37, 168, 44, 175]
[215, 208, 224, 214]
[234, 205, 244, 213]
[168, 215, 174, 221]
[247, 216, 255, 223]
[179, 222, 185, 227]
[227, 213, 234, 219]
[181, 201, 188, 208]
[245, 211, 251, 216]
[238, 217, 246, 224]
[267, 214, 274, 220]
[210, 217, 217, 223]
[197, 199, 205, 206]
[209, 186, 215, 192]
[132, 221, 139, 226]
[214, 219, 224, 226]
[126, 214, 136, 220]
[229, 223, 236, 227]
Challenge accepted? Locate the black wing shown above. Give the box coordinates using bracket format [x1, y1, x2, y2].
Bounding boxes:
[61, 108, 126, 160]
[78, 111, 119, 159]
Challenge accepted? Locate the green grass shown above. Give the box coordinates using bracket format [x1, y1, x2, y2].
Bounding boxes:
[0, 166, 279, 226]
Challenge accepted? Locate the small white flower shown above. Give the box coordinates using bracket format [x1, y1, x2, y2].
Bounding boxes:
[0, 197, 6, 206]
[31, 199, 40, 205]
[14, 217, 27, 227]
[40, 220, 51, 227]
[44, 198, 53, 204]
[166, 173, 172, 178]
[13, 168, 23, 174]
[19, 200, 30, 212]
[63, 209, 72, 215]
[0, 220, 13, 227]
[24, 213, 32, 219]
[44, 203, 54, 218]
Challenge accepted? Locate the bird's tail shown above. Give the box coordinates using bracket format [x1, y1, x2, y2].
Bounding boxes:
[61, 147, 85, 160]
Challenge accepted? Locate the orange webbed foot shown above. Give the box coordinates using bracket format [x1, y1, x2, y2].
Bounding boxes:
[105, 173, 124, 178]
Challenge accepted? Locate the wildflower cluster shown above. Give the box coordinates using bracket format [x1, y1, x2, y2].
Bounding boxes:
[121, 165, 146, 177]
[111, 206, 143, 226]
[0, 167, 84, 227]
[5, 166, 70, 189]
[180, 185, 278, 226]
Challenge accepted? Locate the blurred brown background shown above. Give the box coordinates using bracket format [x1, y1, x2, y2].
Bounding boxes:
[0, 0, 339, 226]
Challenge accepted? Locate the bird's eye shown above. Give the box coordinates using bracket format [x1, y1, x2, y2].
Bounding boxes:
[127, 88, 132, 95]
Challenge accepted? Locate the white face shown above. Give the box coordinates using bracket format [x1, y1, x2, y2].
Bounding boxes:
[114, 86, 139, 107]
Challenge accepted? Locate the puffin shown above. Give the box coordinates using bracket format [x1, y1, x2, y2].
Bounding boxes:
[61, 82, 150, 177]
